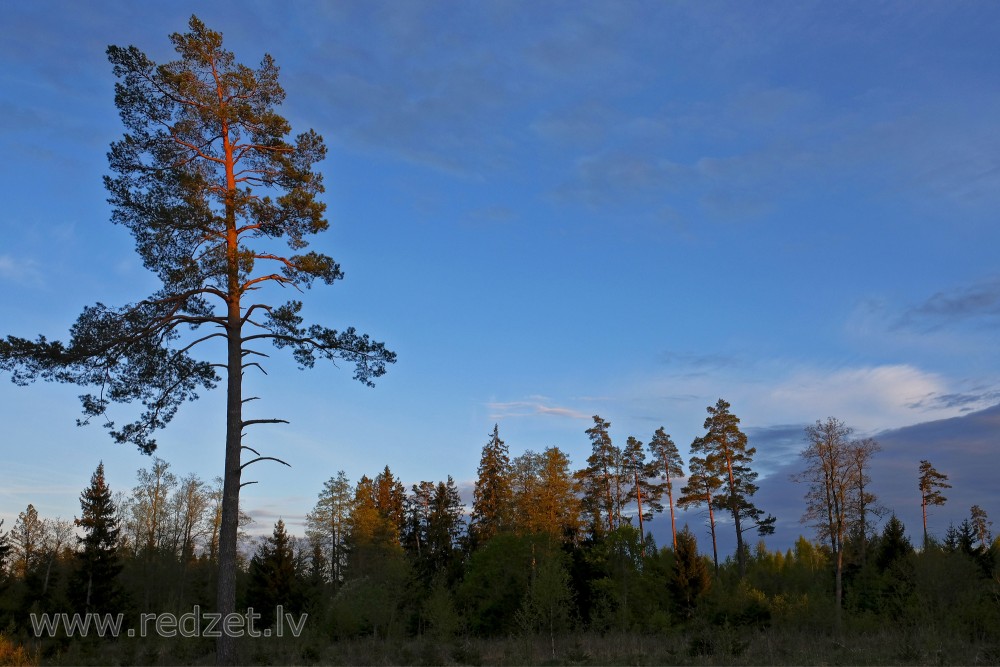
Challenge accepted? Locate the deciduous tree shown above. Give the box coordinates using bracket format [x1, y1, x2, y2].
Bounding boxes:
[306, 471, 353, 588]
[792, 417, 854, 616]
[130, 457, 177, 556]
[0, 18, 394, 663]
[11, 505, 45, 580]
[41, 518, 74, 599]
[511, 447, 580, 541]
[169, 473, 210, 564]
[847, 436, 882, 561]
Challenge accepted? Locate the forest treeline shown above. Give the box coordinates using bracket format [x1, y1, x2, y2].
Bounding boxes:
[1, 402, 998, 665]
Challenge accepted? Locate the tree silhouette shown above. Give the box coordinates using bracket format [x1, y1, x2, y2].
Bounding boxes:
[73, 462, 123, 614]
[246, 519, 302, 628]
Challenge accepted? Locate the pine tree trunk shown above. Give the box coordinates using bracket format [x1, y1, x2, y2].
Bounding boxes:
[708, 502, 719, 574]
[667, 482, 677, 551]
[216, 309, 243, 665]
[635, 470, 645, 544]
[217, 129, 243, 666]
[921, 494, 928, 549]
[724, 456, 745, 577]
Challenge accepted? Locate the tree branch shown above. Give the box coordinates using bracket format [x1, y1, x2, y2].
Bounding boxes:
[240, 456, 291, 471]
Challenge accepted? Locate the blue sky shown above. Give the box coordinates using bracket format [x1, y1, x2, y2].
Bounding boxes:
[2, 1, 999, 554]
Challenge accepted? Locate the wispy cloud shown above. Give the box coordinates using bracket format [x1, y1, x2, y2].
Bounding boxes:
[462, 205, 517, 228]
[760, 364, 959, 432]
[487, 397, 589, 421]
[627, 360, 998, 436]
[659, 351, 745, 372]
[896, 276, 1000, 330]
[0, 254, 42, 286]
[905, 388, 1000, 413]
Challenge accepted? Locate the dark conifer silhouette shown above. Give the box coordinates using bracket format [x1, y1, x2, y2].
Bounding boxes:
[73, 462, 123, 614]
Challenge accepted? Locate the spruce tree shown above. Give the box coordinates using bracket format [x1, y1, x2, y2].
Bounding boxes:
[246, 519, 302, 628]
[406, 478, 464, 580]
[73, 462, 123, 614]
[470, 424, 514, 546]
[372, 465, 407, 540]
[876, 514, 913, 571]
[670, 526, 711, 619]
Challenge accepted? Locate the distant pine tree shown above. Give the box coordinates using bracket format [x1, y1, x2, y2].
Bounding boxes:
[647, 427, 684, 550]
[576, 416, 623, 536]
[918, 460, 951, 548]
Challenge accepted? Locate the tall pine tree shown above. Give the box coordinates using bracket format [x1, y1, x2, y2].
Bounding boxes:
[678, 443, 723, 573]
[698, 399, 774, 576]
[0, 19, 394, 662]
[576, 415, 622, 536]
[918, 460, 951, 547]
[621, 436, 662, 541]
[647, 427, 684, 550]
